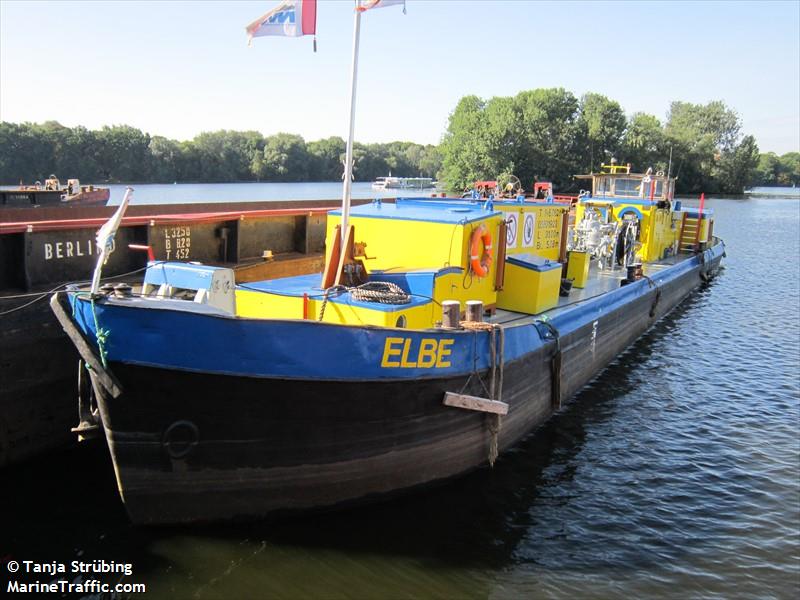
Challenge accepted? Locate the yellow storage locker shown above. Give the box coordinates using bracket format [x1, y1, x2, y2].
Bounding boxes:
[496, 254, 561, 315]
[566, 250, 591, 288]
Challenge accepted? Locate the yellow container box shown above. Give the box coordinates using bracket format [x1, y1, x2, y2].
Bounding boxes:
[326, 200, 504, 311]
[496, 254, 561, 315]
[566, 250, 591, 289]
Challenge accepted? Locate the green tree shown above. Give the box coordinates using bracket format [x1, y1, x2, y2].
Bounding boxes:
[307, 136, 345, 180]
[578, 93, 626, 171]
[716, 135, 760, 193]
[754, 152, 781, 185]
[777, 152, 800, 186]
[416, 145, 442, 179]
[148, 136, 182, 182]
[0, 122, 54, 183]
[665, 100, 742, 193]
[258, 133, 308, 181]
[352, 143, 388, 181]
[621, 113, 667, 173]
[507, 88, 583, 190]
[57, 125, 101, 181]
[95, 125, 152, 182]
[439, 95, 491, 190]
[191, 130, 264, 182]
[440, 89, 584, 192]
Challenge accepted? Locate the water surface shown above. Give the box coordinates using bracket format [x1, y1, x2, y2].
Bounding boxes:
[105, 181, 430, 205]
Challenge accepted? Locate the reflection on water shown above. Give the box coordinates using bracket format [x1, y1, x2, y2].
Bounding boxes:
[2, 196, 798, 599]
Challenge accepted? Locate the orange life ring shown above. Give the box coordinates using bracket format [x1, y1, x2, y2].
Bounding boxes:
[469, 224, 493, 277]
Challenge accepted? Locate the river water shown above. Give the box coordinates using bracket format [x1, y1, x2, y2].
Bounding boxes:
[105, 181, 431, 204]
[2, 189, 798, 599]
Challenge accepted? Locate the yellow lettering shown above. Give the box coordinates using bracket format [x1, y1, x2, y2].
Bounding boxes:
[400, 338, 417, 368]
[418, 339, 438, 368]
[382, 337, 456, 369]
[381, 337, 404, 368]
[436, 339, 454, 368]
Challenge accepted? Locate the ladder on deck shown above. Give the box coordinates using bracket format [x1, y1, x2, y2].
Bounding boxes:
[679, 214, 701, 252]
[679, 193, 706, 253]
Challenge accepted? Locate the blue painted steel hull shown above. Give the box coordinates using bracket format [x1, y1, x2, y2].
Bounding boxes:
[66, 242, 725, 524]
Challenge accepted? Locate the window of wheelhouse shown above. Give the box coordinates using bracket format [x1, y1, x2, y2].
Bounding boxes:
[595, 176, 612, 196]
[614, 177, 642, 197]
[641, 179, 665, 199]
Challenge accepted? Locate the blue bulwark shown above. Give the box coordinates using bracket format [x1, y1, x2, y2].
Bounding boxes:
[144, 262, 229, 290]
[330, 199, 499, 225]
[240, 273, 322, 297]
[506, 254, 561, 272]
[581, 197, 656, 207]
[329, 290, 430, 313]
[240, 271, 436, 311]
[371, 267, 462, 297]
[491, 199, 557, 208]
[682, 207, 714, 218]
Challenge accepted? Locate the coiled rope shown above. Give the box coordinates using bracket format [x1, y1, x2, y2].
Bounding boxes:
[350, 281, 410, 305]
[318, 282, 411, 321]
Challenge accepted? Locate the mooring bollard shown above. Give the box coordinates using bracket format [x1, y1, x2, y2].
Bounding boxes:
[442, 300, 460, 328]
[465, 300, 483, 323]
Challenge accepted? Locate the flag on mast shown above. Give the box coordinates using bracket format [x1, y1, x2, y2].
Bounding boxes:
[246, 0, 317, 41]
[357, 0, 406, 12]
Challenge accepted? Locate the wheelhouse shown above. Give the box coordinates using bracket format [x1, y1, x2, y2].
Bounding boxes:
[576, 163, 675, 202]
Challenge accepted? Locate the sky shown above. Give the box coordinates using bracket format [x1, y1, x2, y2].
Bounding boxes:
[1, 0, 798, 154]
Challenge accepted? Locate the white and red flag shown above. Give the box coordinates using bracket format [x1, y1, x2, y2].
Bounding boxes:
[357, 0, 406, 12]
[246, 0, 317, 41]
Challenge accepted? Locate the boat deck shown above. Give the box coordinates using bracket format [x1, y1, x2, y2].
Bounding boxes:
[490, 252, 687, 326]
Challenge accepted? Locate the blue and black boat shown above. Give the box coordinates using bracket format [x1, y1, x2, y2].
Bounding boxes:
[52, 165, 724, 524]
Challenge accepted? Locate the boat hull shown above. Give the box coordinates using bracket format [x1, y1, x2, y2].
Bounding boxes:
[63, 188, 110, 205]
[76, 243, 724, 524]
[99, 355, 552, 524]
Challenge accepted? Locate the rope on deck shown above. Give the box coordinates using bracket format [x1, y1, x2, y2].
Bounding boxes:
[318, 282, 410, 321]
[458, 321, 506, 466]
[350, 281, 410, 305]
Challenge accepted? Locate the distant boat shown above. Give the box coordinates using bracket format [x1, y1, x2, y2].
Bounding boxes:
[372, 176, 435, 191]
[2, 175, 109, 207]
[743, 187, 800, 198]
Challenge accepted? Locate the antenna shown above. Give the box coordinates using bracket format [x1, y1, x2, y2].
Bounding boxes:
[667, 145, 673, 179]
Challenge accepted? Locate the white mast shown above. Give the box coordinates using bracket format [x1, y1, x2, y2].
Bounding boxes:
[340, 0, 363, 247]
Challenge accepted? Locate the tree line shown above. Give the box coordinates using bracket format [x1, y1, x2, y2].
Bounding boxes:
[440, 89, 798, 194]
[0, 121, 441, 185]
[1, 90, 797, 193]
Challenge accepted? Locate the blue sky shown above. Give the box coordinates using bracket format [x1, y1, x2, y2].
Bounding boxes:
[1, 0, 798, 154]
